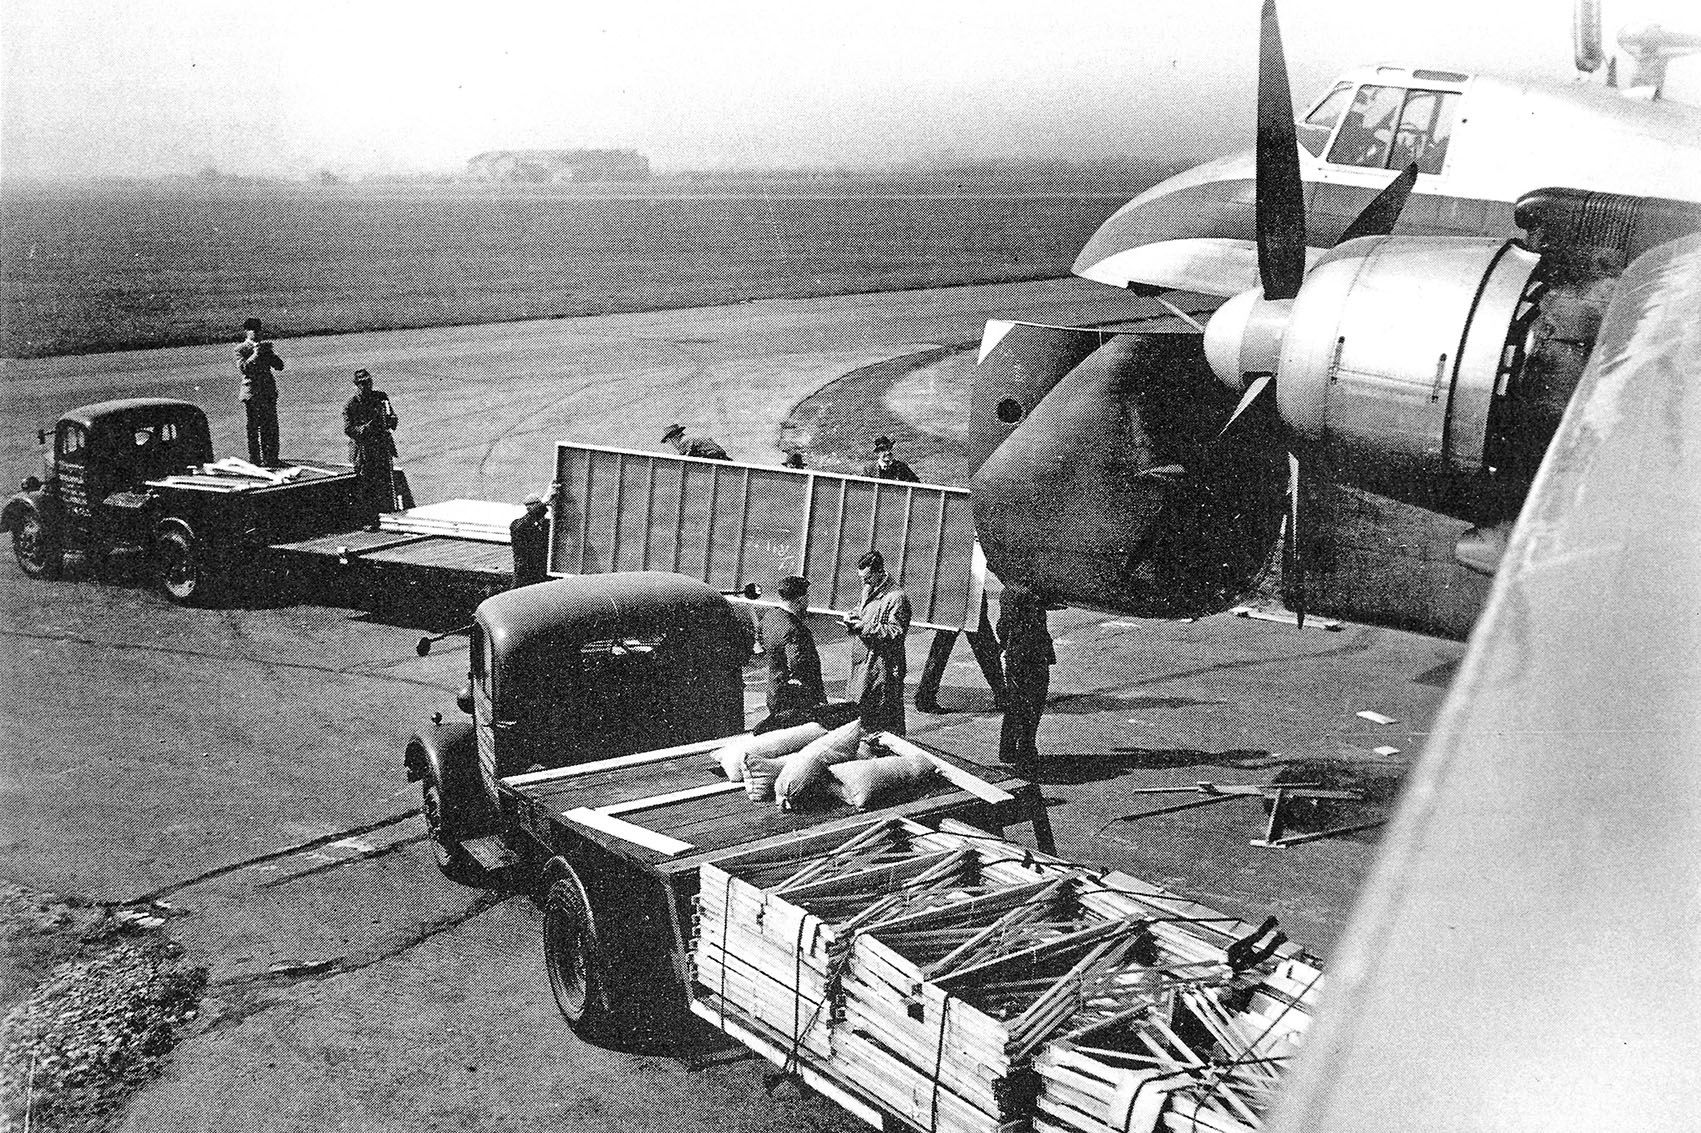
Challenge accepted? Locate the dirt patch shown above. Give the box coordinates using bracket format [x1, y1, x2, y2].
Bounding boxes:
[780, 345, 974, 484]
[0, 885, 205, 1133]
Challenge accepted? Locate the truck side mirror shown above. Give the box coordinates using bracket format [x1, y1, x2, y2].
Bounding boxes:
[456, 684, 474, 715]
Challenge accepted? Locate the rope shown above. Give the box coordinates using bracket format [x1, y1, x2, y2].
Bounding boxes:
[929, 994, 952, 1132]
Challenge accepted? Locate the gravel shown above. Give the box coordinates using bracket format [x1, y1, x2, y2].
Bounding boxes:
[0, 885, 206, 1133]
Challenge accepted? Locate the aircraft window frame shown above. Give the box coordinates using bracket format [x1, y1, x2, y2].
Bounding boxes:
[1297, 83, 1355, 158]
[1328, 84, 1459, 174]
[1327, 84, 1406, 169]
[1389, 89, 1459, 175]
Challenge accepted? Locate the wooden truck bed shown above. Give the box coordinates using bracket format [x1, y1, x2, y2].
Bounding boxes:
[496, 734, 1051, 996]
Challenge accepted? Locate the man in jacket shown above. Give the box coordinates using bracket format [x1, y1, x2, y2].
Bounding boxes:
[509, 489, 553, 588]
[234, 317, 284, 466]
[865, 435, 919, 482]
[761, 574, 826, 715]
[661, 422, 730, 460]
[997, 583, 1056, 765]
[343, 368, 398, 530]
[842, 549, 912, 735]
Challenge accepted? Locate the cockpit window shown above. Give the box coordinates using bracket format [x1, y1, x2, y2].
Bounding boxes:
[1390, 89, 1459, 174]
[1328, 85, 1406, 168]
[1297, 83, 1354, 157]
[1328, 84, 1459, 174]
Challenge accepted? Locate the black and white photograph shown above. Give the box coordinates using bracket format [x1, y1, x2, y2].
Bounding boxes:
[3, 1, 1698, 1130]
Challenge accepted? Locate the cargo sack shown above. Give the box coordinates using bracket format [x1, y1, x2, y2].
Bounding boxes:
[828, 752, 938, 810]
[714, 722, 829, 781]
[775, 719, 864, 809]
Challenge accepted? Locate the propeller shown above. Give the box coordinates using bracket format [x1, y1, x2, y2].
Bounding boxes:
[1255, 0, 1306, 300]
[1213, 2, 1422, 627]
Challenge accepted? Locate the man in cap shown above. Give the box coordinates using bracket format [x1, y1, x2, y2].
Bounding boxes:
[761, 574, 826, 716]
[661, 422, 730, 461]
[842, 549, 912, 735]
[782, 450, 807, 469]
[343, 368, 399, 530]
[234, 316, 284, 466]
[865, 435, 919, 482]
[509, 487, 554, 588]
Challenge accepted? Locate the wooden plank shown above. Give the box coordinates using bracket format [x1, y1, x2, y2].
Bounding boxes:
[878, 735, 1015, 804]
[503, 737, 726, 788]
[559, 807, 694, 856]
[517, 752, 722, 805]
[599, 780, 744, 817]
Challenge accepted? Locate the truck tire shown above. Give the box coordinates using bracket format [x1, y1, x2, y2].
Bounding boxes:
[421, 780, 489, 888]
[11, 508, 61, 580]
[154, 524, 206, 605]
[544, 867, 615, 1037]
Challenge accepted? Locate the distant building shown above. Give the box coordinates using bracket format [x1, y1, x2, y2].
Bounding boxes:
[465, 149, 651, 183]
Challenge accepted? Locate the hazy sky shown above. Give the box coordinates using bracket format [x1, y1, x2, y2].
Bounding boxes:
[3, 0, 1696, 179]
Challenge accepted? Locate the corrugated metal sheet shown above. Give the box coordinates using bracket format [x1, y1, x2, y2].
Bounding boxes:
[551, 444, 984, 630]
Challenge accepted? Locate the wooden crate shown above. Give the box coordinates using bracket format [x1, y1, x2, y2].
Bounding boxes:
[693, 817, 1322, 1133]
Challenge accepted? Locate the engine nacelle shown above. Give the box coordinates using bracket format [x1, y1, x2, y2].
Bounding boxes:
[1276, 236, 1542, 503]
[970, 323, 1287, 617]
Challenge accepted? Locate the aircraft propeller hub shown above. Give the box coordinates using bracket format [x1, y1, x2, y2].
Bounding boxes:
[1204, 288, 1292, 392]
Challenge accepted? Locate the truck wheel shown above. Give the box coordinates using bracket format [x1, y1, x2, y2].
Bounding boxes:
[154, 526, 204, 604]
[544, 870, 614, 1036]
[11, 510, 61, 580]
[422, 780, 488, 888]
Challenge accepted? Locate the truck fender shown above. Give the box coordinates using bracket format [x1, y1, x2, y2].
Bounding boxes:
[3, 489, 49, 534]
[403, 719, 493, 836]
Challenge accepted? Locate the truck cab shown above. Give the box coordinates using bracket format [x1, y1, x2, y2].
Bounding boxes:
[5, 398, 214, 579]
[406, 571, 754, 881]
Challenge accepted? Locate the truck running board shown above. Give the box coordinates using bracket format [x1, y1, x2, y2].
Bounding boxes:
[460, 835, 520, 872]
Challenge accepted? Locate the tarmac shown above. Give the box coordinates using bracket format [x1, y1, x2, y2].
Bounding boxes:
[0, 277, 1466, 1129]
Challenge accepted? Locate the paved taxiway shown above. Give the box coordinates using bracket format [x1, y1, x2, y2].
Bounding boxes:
[1, 280, 1464, 1131]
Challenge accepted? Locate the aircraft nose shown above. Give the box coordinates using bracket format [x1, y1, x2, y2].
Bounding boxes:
[1073, 150, 1261, 295]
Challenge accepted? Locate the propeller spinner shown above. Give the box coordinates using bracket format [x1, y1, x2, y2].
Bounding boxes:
[1205, 0, 1419, 625]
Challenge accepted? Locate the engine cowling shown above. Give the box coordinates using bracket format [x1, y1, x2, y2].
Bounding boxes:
[1276, 236, 1542, 495]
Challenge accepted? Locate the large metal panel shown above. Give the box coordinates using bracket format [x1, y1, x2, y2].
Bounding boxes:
[552, 444, 983, 631]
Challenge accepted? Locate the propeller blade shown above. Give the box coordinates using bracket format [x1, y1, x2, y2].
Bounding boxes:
[1336, 162, 1420, 245]
[1217, 373, 1275, 438]
[1284, 451, 1306, 628]
[1255, 0, 1307, 300]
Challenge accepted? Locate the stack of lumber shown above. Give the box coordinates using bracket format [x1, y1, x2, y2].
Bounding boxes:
[378, 498, 523, 543]
[694, 818, 1319, 1133]
[150, 458, 318, 492]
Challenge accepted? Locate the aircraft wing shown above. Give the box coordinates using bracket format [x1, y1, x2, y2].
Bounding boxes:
[1269, 233, 1701, 1132]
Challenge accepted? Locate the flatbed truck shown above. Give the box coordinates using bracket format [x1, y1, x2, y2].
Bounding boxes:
[5, 396, 523, 610]
[404, 570, 1050, 1041]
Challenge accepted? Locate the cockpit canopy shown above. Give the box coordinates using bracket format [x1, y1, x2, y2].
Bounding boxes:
[1298, 68, 1470, 175]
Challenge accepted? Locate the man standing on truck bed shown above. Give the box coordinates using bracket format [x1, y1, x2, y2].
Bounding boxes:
[344, 368, 398, 531]
[843, 549, 912, 735]
[234, 317, 284, 466]
[762, 574, 827, 715]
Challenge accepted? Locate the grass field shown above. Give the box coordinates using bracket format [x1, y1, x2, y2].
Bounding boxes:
[1, 181, 1143, 359]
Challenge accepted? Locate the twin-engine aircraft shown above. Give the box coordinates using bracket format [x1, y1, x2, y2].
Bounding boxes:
[968, 2, 1701, 1125]
[970, 0, 1701, 638]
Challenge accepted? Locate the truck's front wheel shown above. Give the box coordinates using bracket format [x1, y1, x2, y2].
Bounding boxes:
[544, 868, 613, 1036]
[12, 510, 61, 580]
[422, 780, 488, 887]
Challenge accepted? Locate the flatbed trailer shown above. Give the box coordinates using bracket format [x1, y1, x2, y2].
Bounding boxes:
[492, 731, 1051, 1041]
